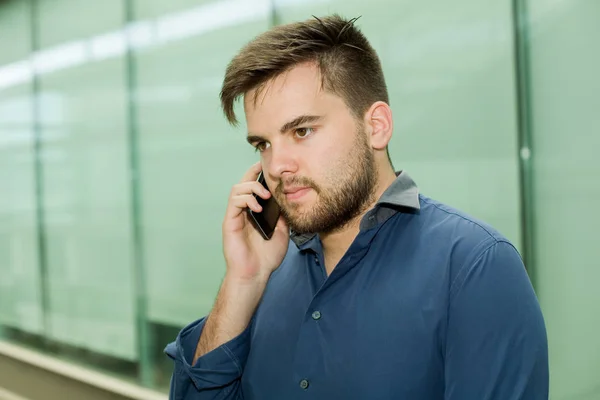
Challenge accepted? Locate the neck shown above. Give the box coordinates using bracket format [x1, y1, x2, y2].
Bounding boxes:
[319, 166, 397, 274]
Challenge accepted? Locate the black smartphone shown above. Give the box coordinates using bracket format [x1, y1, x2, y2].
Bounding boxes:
[247, 171, 281, 240]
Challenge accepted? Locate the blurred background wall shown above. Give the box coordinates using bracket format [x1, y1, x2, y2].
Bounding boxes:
[0, 0, 598, 398]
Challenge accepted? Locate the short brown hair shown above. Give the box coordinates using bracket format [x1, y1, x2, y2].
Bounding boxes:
[220, 14, 389, 126]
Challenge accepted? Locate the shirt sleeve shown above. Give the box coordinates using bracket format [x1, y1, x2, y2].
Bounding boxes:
[164, 316, 252, 399]
[444, 240, 549, 400]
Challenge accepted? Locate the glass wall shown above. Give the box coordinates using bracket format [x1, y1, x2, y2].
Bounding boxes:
[527, 1, 600, 399]
[37, 0, 138, 363]
[0, 0, 598, 398]
[0, 0, 43, 336]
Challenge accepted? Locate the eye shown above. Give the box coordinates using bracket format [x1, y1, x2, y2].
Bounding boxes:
[295, 127, 314, 138]
[254, 141, 270, 153]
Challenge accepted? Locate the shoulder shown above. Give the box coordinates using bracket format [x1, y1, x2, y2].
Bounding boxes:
[385, 193, 517, 253]
[417, 195, 525, 293]
[417, 194, 509, 244]
[382, 194, 523, 291]
[415, 194, 518, 252]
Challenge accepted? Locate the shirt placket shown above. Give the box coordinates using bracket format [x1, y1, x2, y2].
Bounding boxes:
[289, 228, 378, 397]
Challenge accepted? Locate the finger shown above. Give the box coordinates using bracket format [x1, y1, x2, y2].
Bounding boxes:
[226, 194, 262, 219]
[231, 181, 271, 199]
[238, 161, 262, 184]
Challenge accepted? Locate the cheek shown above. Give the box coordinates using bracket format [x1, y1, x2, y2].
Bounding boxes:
[310, 137, 352, 185]
[323, 132, 354, 165]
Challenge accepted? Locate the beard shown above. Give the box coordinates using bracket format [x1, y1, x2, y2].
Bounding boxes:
[274, 127, 378, 235]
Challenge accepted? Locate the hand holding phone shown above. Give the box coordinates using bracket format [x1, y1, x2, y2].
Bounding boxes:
[221, 163, 289, 283]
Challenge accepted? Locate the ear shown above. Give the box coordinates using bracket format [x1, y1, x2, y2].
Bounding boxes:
[363, 101, 393, 151]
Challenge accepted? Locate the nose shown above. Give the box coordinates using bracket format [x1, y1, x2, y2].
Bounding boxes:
[265, 140, 298, 181]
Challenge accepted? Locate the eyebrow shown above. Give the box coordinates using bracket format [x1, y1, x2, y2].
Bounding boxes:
[279, 114, 322, 133]
[246, 114, 323, 145]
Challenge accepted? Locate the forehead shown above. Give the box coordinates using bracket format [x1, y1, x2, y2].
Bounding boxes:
[246, 62, 321, 110]
[243, 63, 347, 131]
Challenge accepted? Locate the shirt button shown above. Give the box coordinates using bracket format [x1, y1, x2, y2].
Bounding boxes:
[311, 310, 321, 320]
[314, 256, 320, 265]
[299, 379, 309, 389]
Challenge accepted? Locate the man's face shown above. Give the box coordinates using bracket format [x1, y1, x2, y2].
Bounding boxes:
[244, 62, 377, 235]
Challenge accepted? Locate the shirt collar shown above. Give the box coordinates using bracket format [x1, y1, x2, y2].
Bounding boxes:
[290, 170, 420, 248]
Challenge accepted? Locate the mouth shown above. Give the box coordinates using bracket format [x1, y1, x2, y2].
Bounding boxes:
[283, 187, 311, 201]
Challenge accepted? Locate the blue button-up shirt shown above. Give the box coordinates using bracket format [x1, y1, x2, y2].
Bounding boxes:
[165, 171, 548, 399]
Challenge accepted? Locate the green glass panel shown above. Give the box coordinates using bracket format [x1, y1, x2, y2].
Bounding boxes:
[527, 1, 600, 398]
[36, 0, 138, 360]
[0, 0, 43, 335]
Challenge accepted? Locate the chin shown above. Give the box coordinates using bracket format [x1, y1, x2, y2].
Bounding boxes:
[282, 207, 320, 232]
[282, 194, 315, 210]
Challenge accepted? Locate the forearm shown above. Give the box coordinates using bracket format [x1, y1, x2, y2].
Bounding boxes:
[194, 274, 267, 364]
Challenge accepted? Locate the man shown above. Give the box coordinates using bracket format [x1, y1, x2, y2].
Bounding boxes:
[165, 14, 548, 399]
